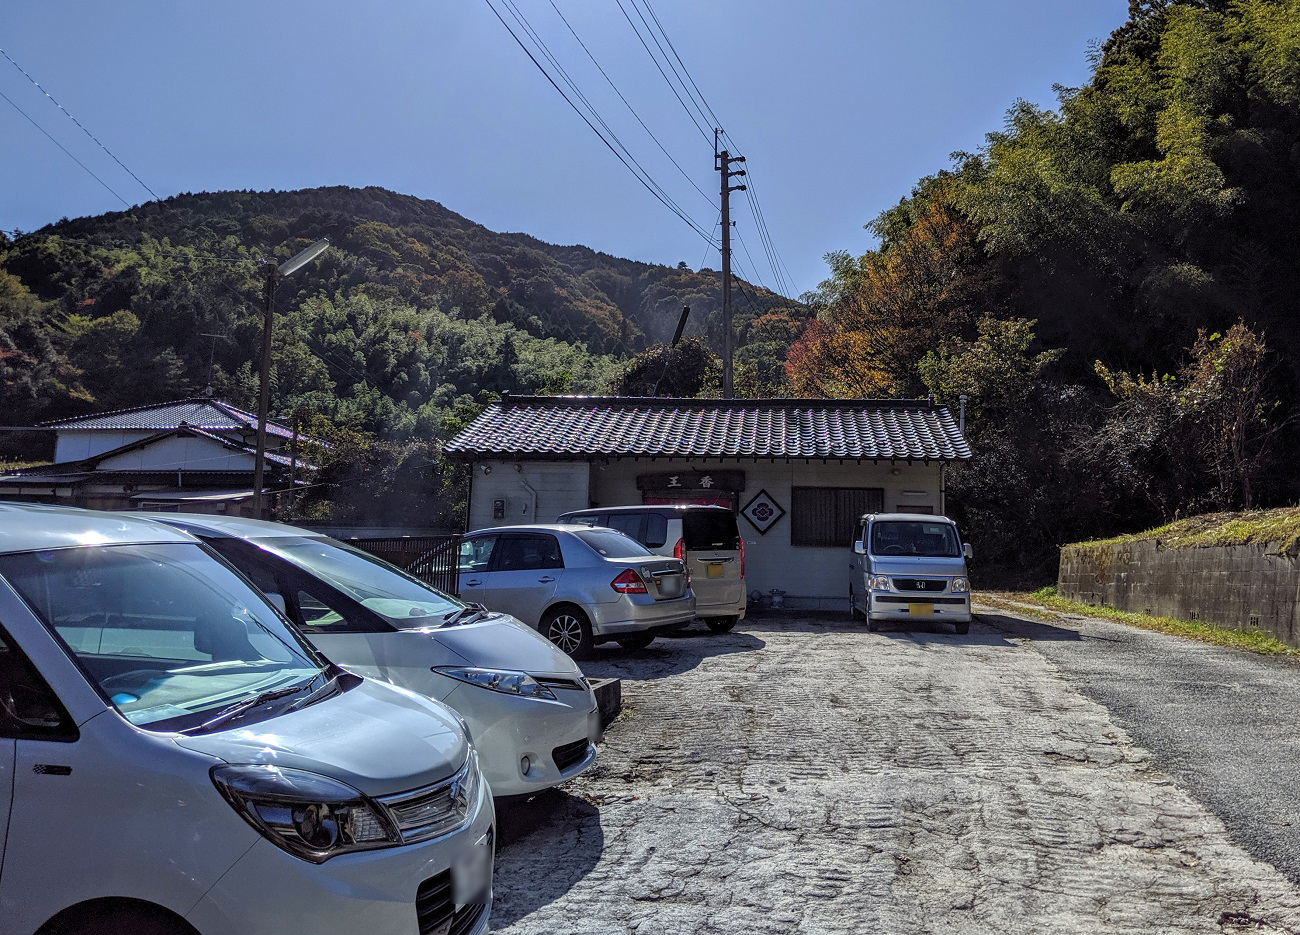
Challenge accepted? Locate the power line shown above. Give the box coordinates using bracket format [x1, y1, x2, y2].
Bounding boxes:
[642, 1, 725, 130]
[613, 0, 713, 145]
[0, 88, 130, 208]
[483, 0, 719, 249]
[0, 48, 159, 201]
[543, 0, 712, 210]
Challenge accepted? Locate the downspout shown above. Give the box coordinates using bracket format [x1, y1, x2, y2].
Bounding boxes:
[519, 475, 538, 520]
[940, 462, 946, 517]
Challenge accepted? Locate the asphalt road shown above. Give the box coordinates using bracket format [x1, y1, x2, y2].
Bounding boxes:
[490, 613, 1300, 934]
[978, 599, 1300, 883]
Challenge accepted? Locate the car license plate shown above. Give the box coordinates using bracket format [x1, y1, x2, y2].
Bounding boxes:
[908, 602, 934, 617]
[453, 832, 493, 909]
[706, 563, 724, 578]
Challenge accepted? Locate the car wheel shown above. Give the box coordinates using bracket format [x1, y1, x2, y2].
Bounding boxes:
[848, 587, 863, 620]
[704, 616, 737, 633]
[866, 615, 880, 632]
[616, 634, 655, 650]
[954, 621, 971, 635]
[540, 606, 595, 658]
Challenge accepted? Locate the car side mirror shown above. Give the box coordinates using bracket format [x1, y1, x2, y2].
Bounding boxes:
[963, 543, 973, 560]
[853, 540, 865, 555]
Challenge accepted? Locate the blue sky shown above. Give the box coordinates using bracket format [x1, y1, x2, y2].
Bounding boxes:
[1, 1, 1128, 299]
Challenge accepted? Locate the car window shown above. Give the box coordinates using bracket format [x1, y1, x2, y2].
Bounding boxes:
[574, 529, 654, 558]
[0, 543, 325, 733]
[458, 536, 498, 574]
[644, 514, 669, 548]
[495, 534, 564, 571]
[605, 513, 644, 542]
[561, 513, 604, 528]
[870, 521, 961, 558]
[0, 626, 76, 740]
[683, 511, 741, 550]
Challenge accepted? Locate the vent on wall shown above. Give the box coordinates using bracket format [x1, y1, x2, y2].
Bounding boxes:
[1249, 614, 1261, 629]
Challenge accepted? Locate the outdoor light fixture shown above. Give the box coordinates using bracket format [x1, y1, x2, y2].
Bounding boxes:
[253, 238, 330, 518]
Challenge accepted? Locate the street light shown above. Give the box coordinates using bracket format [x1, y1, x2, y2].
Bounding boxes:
[252, 237, 329, 518]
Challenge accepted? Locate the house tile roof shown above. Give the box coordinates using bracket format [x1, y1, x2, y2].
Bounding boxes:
[445, 396, 972, 461]
[39, 398, 295, 440]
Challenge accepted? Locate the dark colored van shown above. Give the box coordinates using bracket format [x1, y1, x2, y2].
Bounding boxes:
[556, 505, 747, 631]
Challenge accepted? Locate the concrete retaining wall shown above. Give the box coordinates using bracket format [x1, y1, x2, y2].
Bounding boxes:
[1057, 538, 1300, 647]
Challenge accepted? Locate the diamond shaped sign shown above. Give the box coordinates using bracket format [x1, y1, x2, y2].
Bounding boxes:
[741, 489, 786, 535]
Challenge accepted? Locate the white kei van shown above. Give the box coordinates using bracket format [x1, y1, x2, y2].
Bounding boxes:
[0, 504, 494, 935]
[848, 512, 973, 634]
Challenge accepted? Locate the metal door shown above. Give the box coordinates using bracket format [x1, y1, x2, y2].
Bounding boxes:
[477, 534, 563, 627]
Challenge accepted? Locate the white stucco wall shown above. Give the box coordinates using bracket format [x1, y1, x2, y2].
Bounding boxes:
[467, 460, 591, 531]
[54, 431, 155, 462]
[94, 435, 256, 472]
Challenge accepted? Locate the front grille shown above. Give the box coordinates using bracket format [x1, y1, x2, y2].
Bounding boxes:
[416, 829, 493, 935]
[552, 738, 590, 772]
[875, 595, 968, 605]
[536, 676, 588, 692]
[892, 578, 947, 592]
[377, 756, 477, 844]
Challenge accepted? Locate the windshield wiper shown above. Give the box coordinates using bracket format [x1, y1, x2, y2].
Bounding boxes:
[284, 670, 344, 713]
[441, 603, 486, 627]
[192, 681, 313, 733]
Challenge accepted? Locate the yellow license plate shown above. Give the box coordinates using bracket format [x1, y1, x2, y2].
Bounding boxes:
[908, 602, 934, 616]
[706, 563, 724, 578]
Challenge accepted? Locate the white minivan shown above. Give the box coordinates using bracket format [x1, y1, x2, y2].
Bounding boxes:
[848, 512, 973, 634]
[0, 504, 494, 935]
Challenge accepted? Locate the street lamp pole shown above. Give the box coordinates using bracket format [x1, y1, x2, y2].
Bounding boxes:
[252, 237, 329, 519]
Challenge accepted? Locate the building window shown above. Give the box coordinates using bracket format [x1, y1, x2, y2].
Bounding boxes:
[790, 487, 883, 548]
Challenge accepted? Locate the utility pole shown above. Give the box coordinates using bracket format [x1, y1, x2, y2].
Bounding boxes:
[716, 130, 746, 398]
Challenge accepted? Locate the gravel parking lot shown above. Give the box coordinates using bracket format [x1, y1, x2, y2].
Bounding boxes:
[491, 614, 1300, 934]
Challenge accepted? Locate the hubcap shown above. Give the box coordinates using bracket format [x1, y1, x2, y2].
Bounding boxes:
[547, 615, 584, 654]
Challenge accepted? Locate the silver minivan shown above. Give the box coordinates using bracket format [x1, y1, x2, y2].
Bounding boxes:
[849, 512, 973, 634]
[556, 505, 747, 632]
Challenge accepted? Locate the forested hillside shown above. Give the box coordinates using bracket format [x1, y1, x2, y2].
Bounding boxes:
[0, 186, 802, 522]
[794, 0, 1300, 581]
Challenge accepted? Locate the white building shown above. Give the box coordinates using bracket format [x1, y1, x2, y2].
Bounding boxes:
[0, 397, 312, 514]
[446, 395, 972, 610]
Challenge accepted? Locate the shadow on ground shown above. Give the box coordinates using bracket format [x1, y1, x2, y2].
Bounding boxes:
[580, 628, 766, 681]
[492, 789, 605, 926]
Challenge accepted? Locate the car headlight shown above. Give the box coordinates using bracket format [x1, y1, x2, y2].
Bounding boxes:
[435, 666, 557, 700]
[950, 577, 969, 593]
[867, 575, 891, 590]
[211, 765, 399, 863]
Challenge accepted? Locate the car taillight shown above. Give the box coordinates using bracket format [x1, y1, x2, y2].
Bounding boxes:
[673, 538, 684, 561]
[739, 536, 745, 579]
[611, 568, 648, 594]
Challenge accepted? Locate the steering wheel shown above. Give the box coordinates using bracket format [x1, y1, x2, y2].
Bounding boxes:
[880, 545, 906, 555]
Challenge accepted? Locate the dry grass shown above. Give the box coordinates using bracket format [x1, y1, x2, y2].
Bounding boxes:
[979, 587, 1298, 656]
[1075, 507, 1300, 556]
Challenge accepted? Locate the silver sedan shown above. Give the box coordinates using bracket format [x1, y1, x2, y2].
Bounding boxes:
[450, 524, 695, 657]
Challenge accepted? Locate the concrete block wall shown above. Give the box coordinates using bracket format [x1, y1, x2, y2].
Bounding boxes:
[1058, 539, 1300, 647]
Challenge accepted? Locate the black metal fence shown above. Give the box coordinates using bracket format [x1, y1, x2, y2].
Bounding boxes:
[346, 535, 461, 596]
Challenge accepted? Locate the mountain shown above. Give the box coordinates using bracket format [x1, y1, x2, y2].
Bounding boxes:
[0, 186, 806, 438]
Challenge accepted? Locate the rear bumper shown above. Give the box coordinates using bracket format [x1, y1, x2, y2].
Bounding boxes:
[589, 593, 696, 638]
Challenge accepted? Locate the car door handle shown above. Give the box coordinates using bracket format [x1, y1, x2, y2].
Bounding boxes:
[537, 576, 556, 583]
[464, 578, 483, 586]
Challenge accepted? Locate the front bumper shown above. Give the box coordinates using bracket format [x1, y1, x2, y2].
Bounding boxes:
[444, 681, 600, 797]
[868, 593, 972, 623]
[186, 772, 495, 935]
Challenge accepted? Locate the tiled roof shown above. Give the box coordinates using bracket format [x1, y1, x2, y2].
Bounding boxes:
[445, 396, 972, 461]
[39, 398, 295, 440]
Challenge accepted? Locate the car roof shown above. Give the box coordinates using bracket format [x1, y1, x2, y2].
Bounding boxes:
[559, 505, 731, 515]
[0, 502, 197, 554]
[861, 512, 958, 524]
[135, 512, 319, 540]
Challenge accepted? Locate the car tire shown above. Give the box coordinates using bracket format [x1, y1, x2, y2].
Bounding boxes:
[849, 588, 863, 620]
[704, 616, 737, 633]
[616, 634, 655, 650]
[540, 606, 595, 658]
[866, 615, 880, 632]
[954, 621, 971, 635]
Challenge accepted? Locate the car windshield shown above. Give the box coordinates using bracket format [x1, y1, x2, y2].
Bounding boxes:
[575, 529, 654, 558]
[870, 522, 962, 558]
[250, 536, 465, 627]
[0, 543, 325, 733]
